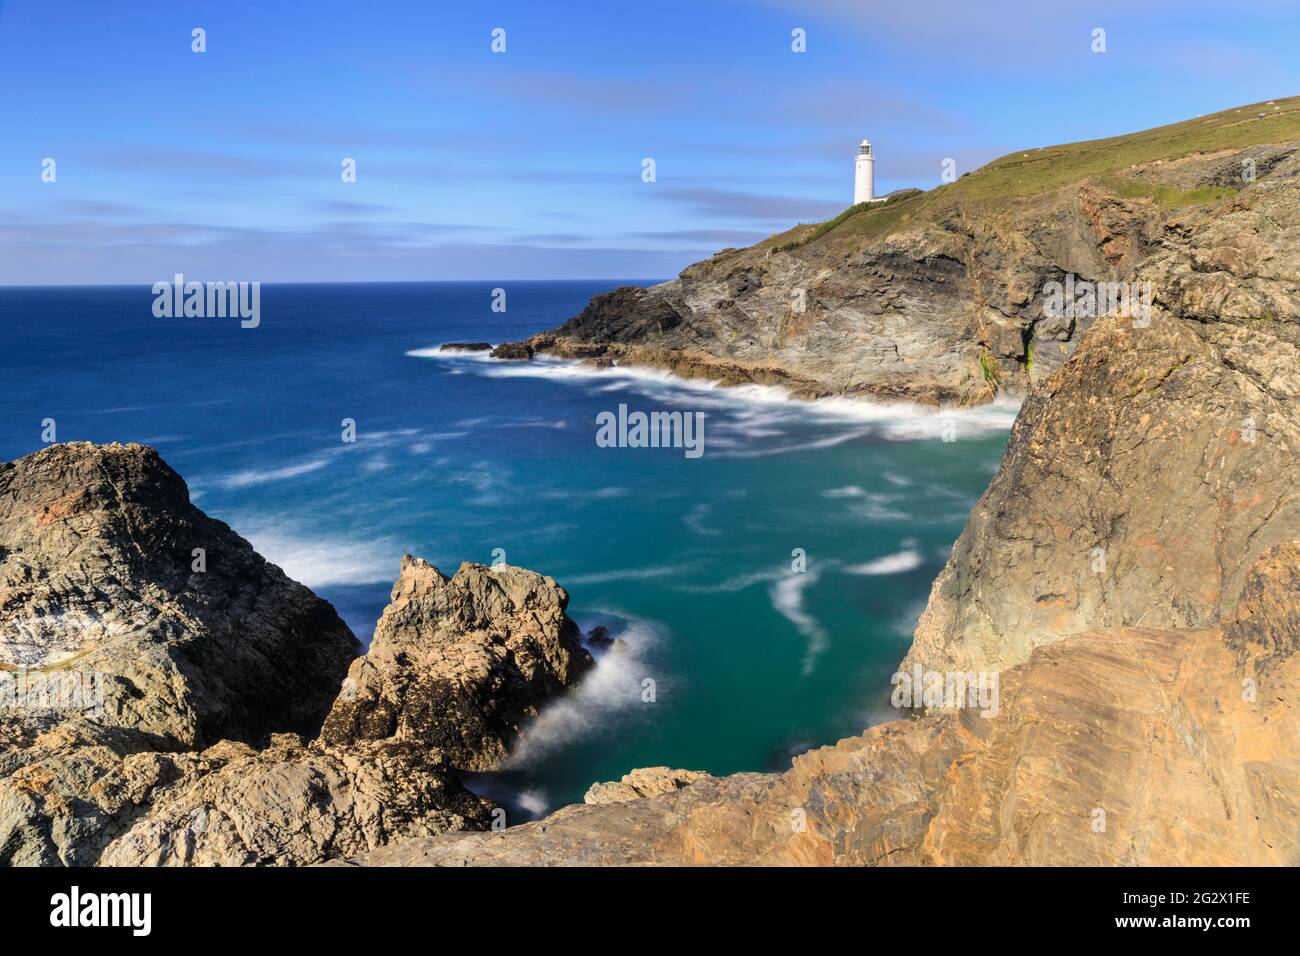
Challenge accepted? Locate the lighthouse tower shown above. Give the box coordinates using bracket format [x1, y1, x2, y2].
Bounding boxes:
[853, 139, 874, 205]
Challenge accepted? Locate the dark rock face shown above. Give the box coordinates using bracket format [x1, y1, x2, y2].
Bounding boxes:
[0, 445, 590, 866]
[439, 342, 492, 352]
[489, 341, 534, 360]
[0, 442, 359, 747]
[499, 189, 1171, 406]
[1227, 540, 1300, 673]
[503, 136, 1298, 413]
[320, 557, 593, 771]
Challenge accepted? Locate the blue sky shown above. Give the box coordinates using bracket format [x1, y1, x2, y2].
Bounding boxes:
[2, 0, 1297, 284]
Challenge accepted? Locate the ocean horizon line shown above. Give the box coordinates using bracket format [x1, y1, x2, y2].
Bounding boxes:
[0, 277, 671, 291]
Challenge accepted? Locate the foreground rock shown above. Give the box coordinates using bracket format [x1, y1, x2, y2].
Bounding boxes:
[584, 767, 712, 805]
[96, 737, 491, 867]
[97, 558, 590, 866]
[0, 442, 360, 747]
[320, 557, 592, 771]
[0, 443, 590, 865]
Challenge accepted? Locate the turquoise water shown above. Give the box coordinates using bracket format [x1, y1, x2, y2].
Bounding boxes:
[0, 282, 1014, 817]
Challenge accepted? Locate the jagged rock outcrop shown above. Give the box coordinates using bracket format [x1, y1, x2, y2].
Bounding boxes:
[584, 767, 712, 805]
[0, 444, 590, 866]
[320, 556, 592, 771]
[96, 737, 491, 867]
[0, 442, 360, 747]
[96, 558, 590, 866]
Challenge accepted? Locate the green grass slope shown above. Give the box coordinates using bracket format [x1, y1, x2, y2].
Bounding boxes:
[768, 95, 1300, 253]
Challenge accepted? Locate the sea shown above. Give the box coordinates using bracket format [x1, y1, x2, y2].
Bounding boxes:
[0, 281, 1016, 818]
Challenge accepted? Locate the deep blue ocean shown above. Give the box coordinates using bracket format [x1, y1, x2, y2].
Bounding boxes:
[0, 282, 1015, 817]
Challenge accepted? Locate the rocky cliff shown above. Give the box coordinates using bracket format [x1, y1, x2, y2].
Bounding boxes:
[320, 556, 591, 771]
[907, 138, 1300, 677]
[0, 442, 359, 748]
[0, 444, 590, 865]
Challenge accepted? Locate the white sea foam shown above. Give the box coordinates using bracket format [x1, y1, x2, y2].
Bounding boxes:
[541, 486, 630, 500]
[678, 567, 783, 594]
[497, 418, 568, 430]
[445, 462, 509, 505]
[847, 493, 911, 522]
[412, 350, 1021, 449]
[219, 457, 331, 489]
[682, 501, 721, 536]
[844, 549, 923, 576]
[823, 485, 868, 498]
[238, 522, 400, 588]
[893, 598, 929, 638]
[713, 427, 876, 459]
[505, 614, 665, 766]
[209, 426, 469, 491]
[404, 345, 498, 361]
[564, 565, 680, 586]
[768, 568, 827, 676]
[515, 788, 551, 816]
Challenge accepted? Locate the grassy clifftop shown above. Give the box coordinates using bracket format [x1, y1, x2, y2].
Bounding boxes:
[770, 94, 1300, 252]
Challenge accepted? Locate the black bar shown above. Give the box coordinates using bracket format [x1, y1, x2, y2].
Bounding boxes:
[1, 865, 1283, 941]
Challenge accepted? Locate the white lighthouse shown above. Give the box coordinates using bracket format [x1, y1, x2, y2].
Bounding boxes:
[853, 139, 875, 205]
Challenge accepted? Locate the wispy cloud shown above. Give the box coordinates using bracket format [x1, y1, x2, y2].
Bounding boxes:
[655, 187, 843, 223]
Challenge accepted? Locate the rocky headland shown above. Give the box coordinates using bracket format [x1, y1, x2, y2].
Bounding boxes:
[4, 98, 1298, 867]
